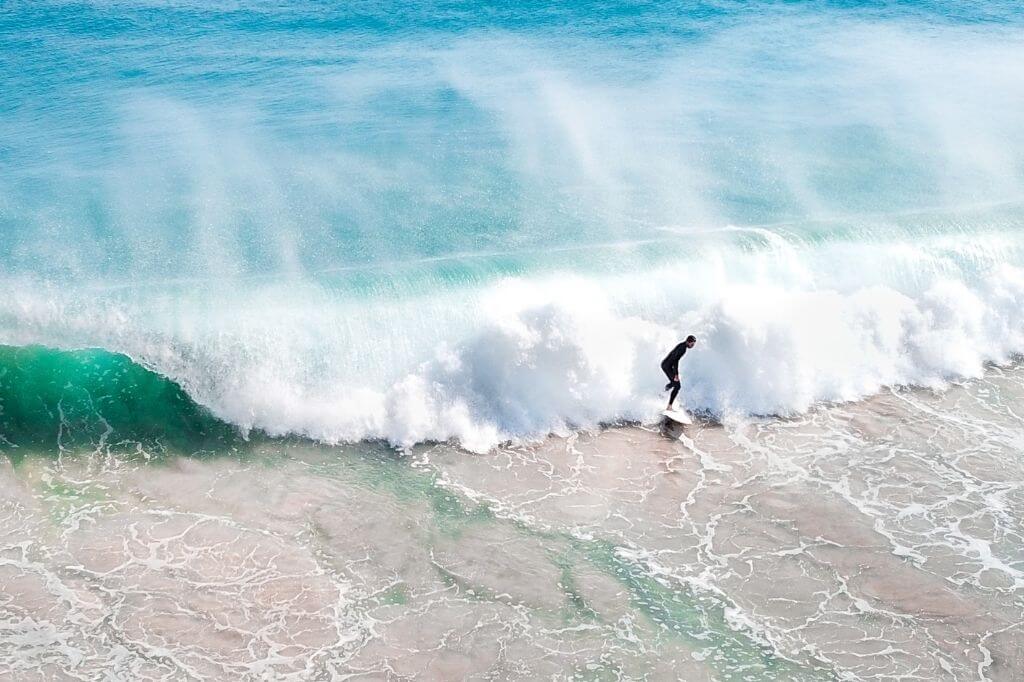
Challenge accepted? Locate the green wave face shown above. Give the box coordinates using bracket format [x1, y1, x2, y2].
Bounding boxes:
[0, 345, 241, 459]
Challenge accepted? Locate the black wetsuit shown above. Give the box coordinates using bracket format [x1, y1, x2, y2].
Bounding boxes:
[661, 342, 688, 406]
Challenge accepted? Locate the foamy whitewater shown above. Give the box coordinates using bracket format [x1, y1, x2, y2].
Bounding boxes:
[2, 2, 1024, 679]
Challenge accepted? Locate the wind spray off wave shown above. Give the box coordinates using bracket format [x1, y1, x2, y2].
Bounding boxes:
[3, 2, 1024, 451]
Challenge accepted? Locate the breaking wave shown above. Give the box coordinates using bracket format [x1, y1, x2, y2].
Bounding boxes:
[4, 225, 1024, 453]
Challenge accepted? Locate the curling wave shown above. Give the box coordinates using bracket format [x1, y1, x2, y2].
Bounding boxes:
[0, 344, 240, 454]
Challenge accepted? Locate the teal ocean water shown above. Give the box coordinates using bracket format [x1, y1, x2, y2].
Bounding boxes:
[2, 3, 1024, 679]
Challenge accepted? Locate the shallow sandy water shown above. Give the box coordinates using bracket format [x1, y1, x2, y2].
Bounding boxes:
[1, 370, 1022, 680]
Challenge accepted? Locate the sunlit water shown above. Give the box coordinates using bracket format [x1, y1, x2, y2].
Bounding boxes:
[3, 1, 1024, 679]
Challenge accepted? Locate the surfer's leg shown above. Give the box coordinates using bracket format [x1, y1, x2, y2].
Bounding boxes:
[662, 365, 675, 391]
[667, 381, 680, 408]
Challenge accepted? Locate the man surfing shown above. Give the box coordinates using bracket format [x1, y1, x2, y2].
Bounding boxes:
[661, 335, 696, 410]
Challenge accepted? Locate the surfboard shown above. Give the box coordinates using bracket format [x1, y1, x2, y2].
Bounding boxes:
[662, 408, 693, 425]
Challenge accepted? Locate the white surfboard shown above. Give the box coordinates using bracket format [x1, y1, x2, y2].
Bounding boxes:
[662, 408, 693, 425]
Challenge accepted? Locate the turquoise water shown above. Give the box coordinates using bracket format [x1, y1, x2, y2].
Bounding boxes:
[0, 344, 238, 456]
[3, 1, 1024, 447]
[2, 4, 1024, 679]
[4, 1, 1024, 279]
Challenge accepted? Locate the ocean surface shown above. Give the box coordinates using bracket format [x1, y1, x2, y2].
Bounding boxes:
[1, 1, 1023, 679]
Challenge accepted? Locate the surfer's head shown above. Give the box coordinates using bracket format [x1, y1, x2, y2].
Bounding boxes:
[685, 335, 697, 348]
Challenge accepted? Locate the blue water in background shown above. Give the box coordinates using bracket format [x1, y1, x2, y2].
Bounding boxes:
[3, 1, 1022, 282]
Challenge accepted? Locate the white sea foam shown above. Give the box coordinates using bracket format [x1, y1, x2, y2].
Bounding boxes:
[4, 231, 1024, 452]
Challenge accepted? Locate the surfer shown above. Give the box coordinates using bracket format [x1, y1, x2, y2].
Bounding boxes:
[661, 335, 696, 410]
